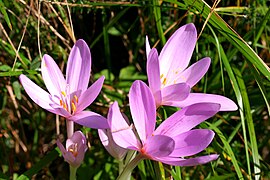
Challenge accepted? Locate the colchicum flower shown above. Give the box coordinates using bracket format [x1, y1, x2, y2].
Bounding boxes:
[98, 128, 128, 161]
[146, 23, 237, 111]
[19, 39, 108, 129]
[109, 80, 219, 167]
[57, 131, 88, 168]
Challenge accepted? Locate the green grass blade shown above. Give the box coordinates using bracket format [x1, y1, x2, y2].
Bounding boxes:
[208, 26, 251, 178]
[219, 44, 251, 178]
[233, 67, 261, 180]
[182, 0, 270, 81]
[206, 122, 243, 179]
[0, 0, 12, 30]
[17, 148, 60, 180]
[152, 0, 166, 46]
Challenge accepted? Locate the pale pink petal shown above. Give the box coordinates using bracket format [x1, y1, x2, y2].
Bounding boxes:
[154, 103, 220, 137]
[66, 39, 91, 93]
[170, 129, 215, 157]
[173, 93, 238, 111]
[159, 23, 197, 78]
[76, 76, 105, 112]
[66, 131, 87, 148]
[176, 57, 211, 87]
[147, 48, 162, 106]
[161, 83, 190, 106]
[41, 54, 66, 96]
[19, 74, 58, 114]
[108, 102, 141, 151]
[68, 111, 109, 129]
[129, 80, 156, 144]
[156, 154, 219, 166]
[67, 131, 88, 167]
[145, 36, 151, 58]
[144, 135, 175, 158]
[98, 129, 128, 160]
[57, 140, 75, 165]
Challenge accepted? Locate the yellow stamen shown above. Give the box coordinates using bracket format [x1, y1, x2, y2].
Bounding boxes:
[160, 74, 164, 79]
[60, 100, 63, 106]
[162, 78, 167, 85]
[73, 95, 78, 103]
[71, 102, 76, 113]
[63, 103, 67, 111]
[61, 91, 66, 97]
[69, 148, 78, 157]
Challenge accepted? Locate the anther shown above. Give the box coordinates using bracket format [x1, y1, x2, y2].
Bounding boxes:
[162, 78, 167, 85]
[73, 95, 78, 103]
[61, 91, 66, 97]
[71, 102, 76, 113]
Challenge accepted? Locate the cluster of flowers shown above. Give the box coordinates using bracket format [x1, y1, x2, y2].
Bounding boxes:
[19, 23, 237, 178]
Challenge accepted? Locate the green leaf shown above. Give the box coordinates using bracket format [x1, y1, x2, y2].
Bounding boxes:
[152, 0, 166, 46]
[0, 0, 12, 30]
[233, 67, 261, 180]
[182, 0, 270, 81]
[12, 81, 21, 100]
[17, 148, 60, 180]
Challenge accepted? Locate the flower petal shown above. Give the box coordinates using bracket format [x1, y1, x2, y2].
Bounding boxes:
[66, 131, 87, 149]
[176, 57, 211, 87]
[66, 39, 91, 93]
[154, 103, 220, 137]
[109, 102, 141, 151]
[156, 154, 219, 166]
[145, 36, 151, 59]
[147, 48, 162, 106]
[76, 76, 105, 112]
[98, 129, 128, 160]
[174, 93, 238, 111]
[19, 74, 58, 113]
[129, 80, 156, 144]
[41, 54, 66, 96]
[161, 83, 190, 106]
[159, 23, 197, 78]
[68, 111, 109, 129]
[170, 129, 215, 157]
[144, 135, 175, 158]
[57, 139, 75, 166]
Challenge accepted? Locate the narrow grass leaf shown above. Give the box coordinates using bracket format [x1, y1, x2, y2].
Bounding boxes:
[17, 148, 60, 180]
[0, 0, 12, 30]
[233, 67, 261, 180]
[182, 0, 270, 81]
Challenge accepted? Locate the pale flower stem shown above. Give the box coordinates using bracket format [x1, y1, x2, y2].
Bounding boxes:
[118, 159, 124, 175]
[69, 165, 77, 180]
[56, 115, 60, 135]
[66, 120, 74, 138]
[117, 154, 144, 180]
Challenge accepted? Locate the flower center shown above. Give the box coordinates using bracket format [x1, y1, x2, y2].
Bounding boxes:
[68, 143, 78, 157]
[56, 85, 80, 115]
[160, 68, 185, 88]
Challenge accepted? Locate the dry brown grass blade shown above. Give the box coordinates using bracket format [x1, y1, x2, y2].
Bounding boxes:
[0, 22, 26, 67]
[19, 0, 71, 51]
[46, 3, 75, 43]
[197, 0, 221, 39]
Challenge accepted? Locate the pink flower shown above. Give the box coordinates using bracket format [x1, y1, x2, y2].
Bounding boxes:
[19, 39, 108, 129]
[98, 128, 128, 161]
[109, 80, 219, 166]
[146, 23, 237, 111]
[57, 131, 88, 168]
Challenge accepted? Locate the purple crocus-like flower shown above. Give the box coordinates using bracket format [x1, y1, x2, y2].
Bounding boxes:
[57, 131, 88, 168]
[146, 23, 237, 111]
[19, 39, 108, 129]
[98, 128, 128, 161]
[109, 80, 219, 166]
